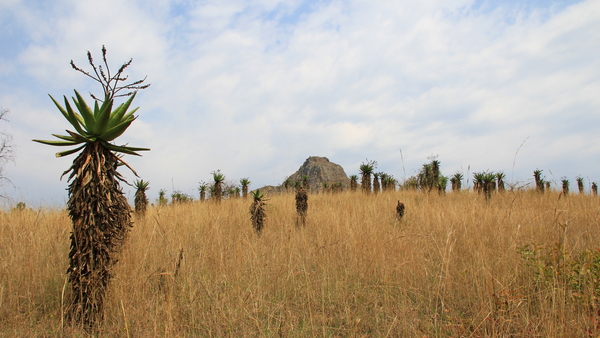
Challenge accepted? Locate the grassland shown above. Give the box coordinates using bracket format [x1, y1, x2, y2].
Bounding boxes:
[1, 190, 599, 337]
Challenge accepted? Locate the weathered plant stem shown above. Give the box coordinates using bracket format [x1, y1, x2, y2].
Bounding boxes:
[65, 141, 132, 329]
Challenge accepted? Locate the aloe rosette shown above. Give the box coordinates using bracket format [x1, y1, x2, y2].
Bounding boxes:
[34, 90, 148, 157]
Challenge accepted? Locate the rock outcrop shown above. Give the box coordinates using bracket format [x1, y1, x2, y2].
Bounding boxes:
[254, 156, 350, 195]
[285, 156, 350, 192]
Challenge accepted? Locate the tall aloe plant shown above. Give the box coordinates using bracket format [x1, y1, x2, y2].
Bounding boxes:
[359, 159, 377, 194]
[212, 170, 225, 204]
[33, 47, 149, 329]
[240, 178, 251, 199]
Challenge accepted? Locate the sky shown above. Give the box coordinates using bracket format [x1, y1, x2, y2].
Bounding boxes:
[0, 0, 598, 207]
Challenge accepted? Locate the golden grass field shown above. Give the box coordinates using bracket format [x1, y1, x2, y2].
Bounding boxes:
[1, 189, 599, 337]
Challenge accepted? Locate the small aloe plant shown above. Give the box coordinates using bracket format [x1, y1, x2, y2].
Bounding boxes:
[577, 176, 585, 194]
[134, 179, 150, 215]
[240, 178, 251, 199]
[561, 177, 570, 195]
[212, 170, 225, 204]
[250, 189, 267, 235]
[198, 181, 208, 201]
[295, 187, 308, 227]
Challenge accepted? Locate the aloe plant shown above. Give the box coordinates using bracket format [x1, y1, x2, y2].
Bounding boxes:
[473, 172, 484, 193]
[379, 173, 388, 191]
[349, 175, 358, 192]
[32, 46, 149, 329]
[240, 178, 251, 199]
[450, 172, 463, 192]
[134, 179, 150, 215]
[496, 172, 506, 192]
[198, 181, 208, 201]
[212, 170, 225, 204]
[359, 159, 377, 194]
[396, 201, 405, 220]
[250, 189, 267, 234]
[482, 172, 496, 200]
[373, 172, 381, 194]
[418, 164, 431, 192]
[533, 169, 545, 193]
[561, 178, 569, 195]
[295, 187, 308, 227]
[437, 175, 448, 194]
[383, 175, 397, 192]
[158, 189, 168, 205]
[431, 159, 441, 192]
[577, 176, 584, 194]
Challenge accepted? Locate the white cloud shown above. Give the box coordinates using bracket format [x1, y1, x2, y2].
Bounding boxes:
[1, 0, 598, 204]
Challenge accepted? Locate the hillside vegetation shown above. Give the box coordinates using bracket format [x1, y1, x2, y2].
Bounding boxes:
[1, 190, 599, 336]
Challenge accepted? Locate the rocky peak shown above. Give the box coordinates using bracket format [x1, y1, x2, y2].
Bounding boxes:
[285, 156, 350, 192]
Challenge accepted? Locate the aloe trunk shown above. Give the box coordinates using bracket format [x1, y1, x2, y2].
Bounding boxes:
[66, 141, 131, 326]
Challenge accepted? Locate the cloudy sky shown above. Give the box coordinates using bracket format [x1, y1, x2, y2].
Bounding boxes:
[0, 0, 598, 207]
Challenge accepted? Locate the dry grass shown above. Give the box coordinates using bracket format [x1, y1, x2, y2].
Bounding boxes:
[1, 190, 599, 337]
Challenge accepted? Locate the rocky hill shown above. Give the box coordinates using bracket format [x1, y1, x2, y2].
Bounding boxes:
[255, 156, 350, 194]
[287, 156, 350, 191]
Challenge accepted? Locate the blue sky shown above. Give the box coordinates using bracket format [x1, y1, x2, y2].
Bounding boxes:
[0, 0, 598, 207]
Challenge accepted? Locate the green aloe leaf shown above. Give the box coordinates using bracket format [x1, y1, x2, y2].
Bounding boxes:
[119, 145, 150, 152]
[49, 95, 80, 132]
[73, 90, 96, 134]
[66, 130, 95, 143]
[63, 97, 88, 135]
[119, 107, 139, 124]
[103, 142, 144, 156]
[51, 134, 77, 142]
[108, 93, 136, 128]
[56, 144, 86, 157]
[93, 100, 100, 118]
[94, 96, 113, 135]
[99, 118, 134, 141]
[32, 139, 82, 147]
